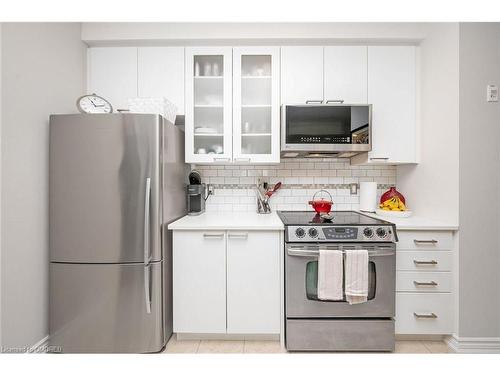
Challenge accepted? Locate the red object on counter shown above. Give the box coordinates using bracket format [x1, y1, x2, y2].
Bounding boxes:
[308, 190, 334, 214]
[266, 181, 282, 198]
[380, 186, 406, 205]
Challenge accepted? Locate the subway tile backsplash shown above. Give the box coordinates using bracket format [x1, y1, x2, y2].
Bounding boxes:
[193, 158, 396, 212]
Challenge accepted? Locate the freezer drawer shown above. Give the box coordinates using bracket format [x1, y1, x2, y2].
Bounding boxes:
[49, 262, 164, 353]
[286, 319, 395, 352]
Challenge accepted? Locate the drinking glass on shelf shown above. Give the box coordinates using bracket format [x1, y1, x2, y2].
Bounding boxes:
[213, 62, 220, 76]
[203, 62, 212, 76]
[243, 122, 251, 133]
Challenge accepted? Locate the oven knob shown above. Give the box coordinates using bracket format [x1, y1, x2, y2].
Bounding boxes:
[376, 228, 387, 238]
[308, 228, 318, 238]
[363, 228, 374, 238]
[295, 227, 305, 238]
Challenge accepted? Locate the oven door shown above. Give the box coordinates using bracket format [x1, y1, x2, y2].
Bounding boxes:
[285, 243, 395, 318]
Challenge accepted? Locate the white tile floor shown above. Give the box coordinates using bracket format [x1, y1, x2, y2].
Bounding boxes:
[164, 335, 452, 354]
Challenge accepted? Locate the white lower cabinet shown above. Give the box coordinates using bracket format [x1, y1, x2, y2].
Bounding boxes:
[395, 229, 455, 335]
[173, 231, 227, 333]
[173, 230, 281, 335]
[396, 293, 453, 335]
[226, 231, 280, 334]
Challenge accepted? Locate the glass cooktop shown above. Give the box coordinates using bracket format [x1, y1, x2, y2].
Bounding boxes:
[277, 211, 391, 226]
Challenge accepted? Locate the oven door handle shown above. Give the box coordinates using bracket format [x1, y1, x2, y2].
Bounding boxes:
[286, 247, 395, 257]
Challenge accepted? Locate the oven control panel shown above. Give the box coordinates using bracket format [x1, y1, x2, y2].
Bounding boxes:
[286, 225, 395, 242]
[322, 227, 358, 240]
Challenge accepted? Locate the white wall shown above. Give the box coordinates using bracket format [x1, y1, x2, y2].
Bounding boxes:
[396, 24, 460, 224]
[1, 23, 86, 348]
[458, 22, 500, 338]
[81, 22, 431, 46]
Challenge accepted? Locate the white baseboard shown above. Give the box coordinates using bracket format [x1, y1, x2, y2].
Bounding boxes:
[446, 335, 500, 353]
[28, 335, 50, 353]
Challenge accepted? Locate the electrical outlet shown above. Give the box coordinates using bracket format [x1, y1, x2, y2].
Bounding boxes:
[350, 183, 358, 195]
[207, 184, 214, 196]
[487, 85, 498, 102]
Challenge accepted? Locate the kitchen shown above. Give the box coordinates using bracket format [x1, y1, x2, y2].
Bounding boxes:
[1, 9, 500, 372]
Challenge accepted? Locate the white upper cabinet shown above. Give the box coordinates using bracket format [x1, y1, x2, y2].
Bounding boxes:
[281, 47, 324, 104]
[87, 47, 138, 111]
[137, 47, 185, 115]
[324, 46, 368, 104]
[351, 46, 417, 165]
[232, 47, 280, 163]
[185, 47, 233, 164]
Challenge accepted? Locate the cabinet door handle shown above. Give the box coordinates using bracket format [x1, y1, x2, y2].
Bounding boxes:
[414, 239, 438, 244]
[306, 100, 323, 104]
[203, 233, 225, 239]
[213, 157, 231, 162]
[413, 280, 438, 286]
[234, 158, 251, 162]
[326, 99, 344, 104]
[413, 312, 438, 319]
[370, 157, 389, 160]
[413, 260, 438, 265]
[228, 232, 248, 239]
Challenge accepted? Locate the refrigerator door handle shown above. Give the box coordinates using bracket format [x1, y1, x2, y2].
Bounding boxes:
[144, 264, 152, 314]
[144, 177, 151, 265]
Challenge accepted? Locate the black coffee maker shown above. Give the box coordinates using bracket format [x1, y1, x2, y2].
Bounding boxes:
[187, 170, 211, 215]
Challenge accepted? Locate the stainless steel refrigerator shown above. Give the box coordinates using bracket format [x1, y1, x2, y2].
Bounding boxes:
[49, 113, 187, 353]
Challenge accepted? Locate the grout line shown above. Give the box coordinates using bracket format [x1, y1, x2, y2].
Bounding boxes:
[422, 340, 448, 354]
[195, 340, 201, 353]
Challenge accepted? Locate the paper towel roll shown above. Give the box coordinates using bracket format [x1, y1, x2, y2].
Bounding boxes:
[359, 182, 378, 213]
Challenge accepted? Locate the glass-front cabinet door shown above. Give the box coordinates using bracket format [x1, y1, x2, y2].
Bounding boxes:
[232, 47, 280, 163]
[185, 47, 233, 163]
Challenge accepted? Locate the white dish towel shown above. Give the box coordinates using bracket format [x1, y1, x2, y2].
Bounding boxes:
[345, 250, 369, 305]
[317, 249, 343, 301]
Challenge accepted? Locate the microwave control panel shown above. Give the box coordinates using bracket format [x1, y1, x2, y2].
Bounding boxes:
[298, 136, 351, 144]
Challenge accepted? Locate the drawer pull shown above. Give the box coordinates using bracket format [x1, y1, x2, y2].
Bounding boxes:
[203, 233, 224, 239]
[413, 312, 438, 319]
[369, 157, 389, 160]
[413, 260, 438, 265]
[413, 280, 438, 286]
[213, 157, 231, 162]
[414, 239, 438, 244]
[306, 100, 324, 104]
[228, 233, 248, 239]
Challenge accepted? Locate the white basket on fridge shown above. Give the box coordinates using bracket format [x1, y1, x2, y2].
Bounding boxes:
[127, 97, 178, 124]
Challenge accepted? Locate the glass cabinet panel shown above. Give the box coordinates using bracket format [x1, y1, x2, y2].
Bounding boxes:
[185, 48, 232, 163]
[193, 55, 224, 155]
[233, 48, 280, 163]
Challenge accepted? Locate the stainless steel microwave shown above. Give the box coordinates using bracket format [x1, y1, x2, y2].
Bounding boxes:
[281, 104, 372, 158]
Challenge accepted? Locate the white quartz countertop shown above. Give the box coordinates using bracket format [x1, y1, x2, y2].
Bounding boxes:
[357, 211, 459, 231]
[168, 211, 457, 231]
[168, 212, 285, 231]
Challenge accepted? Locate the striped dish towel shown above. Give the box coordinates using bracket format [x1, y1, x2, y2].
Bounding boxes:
[344, 249, 369, 304]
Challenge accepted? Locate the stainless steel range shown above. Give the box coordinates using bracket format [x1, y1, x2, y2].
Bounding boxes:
[278, 211, 397, 352]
